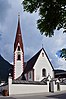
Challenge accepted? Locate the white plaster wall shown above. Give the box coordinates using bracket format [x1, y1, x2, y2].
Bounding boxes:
[34, 49, 54, 81]
[9, 84, 48, 95]
[54, 85, 57, 92]
[14, 44, 24, 79]
[60, 85, 66, 91]
[52, 83, 66, 92]
[52, 84, 66, 92]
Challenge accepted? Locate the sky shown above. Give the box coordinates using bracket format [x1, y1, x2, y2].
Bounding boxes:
[0, 0, 66, 70]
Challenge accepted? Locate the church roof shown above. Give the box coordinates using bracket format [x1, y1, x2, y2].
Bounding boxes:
[14, 15, 24, 52]
[23, 48, 54, 74]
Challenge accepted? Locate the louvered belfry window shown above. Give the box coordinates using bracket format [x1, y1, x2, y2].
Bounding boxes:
[18, 46, 20, 51]
[17, 54, 21, 60]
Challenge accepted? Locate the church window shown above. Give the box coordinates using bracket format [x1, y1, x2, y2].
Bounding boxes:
[18, 46, 20, 51]
[42, 53, 44, 57]
[17, 54, 21, 60]
[42, 68, 46, 77]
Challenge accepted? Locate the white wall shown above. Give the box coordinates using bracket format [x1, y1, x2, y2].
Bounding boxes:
[9, 84, 48, 95]
[8, 77, 49, 95]
[60, 85, 66, 91]
[8, 76, 66, 95]
[34, 49, 54, 81]
[54, 85, 57, 92]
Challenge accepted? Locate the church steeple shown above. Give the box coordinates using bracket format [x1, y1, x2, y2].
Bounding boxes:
[14, 14, 24, 52]
[13, 14, 24, 79]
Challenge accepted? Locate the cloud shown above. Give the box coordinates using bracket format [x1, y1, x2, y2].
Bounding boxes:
[0, 0, 11, 42]
[0, 0, 11, 24]
[56, 57, 66, 70]
[1, 43, 13, 63]
[0, 0, 66, 71]
[0, 33, 2, 40]
[24, 46, 35, 61]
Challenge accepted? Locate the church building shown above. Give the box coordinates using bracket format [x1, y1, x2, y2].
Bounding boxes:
[13, 15, 54, 81]
[1, 15, 66, 96]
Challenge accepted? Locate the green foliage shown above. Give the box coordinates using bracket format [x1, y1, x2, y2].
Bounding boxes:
[22, 0, 66, 37]
[22, 0, 66, 60]
[60, 49, 66, 60]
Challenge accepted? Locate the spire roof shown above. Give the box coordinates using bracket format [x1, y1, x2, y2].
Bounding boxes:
[14, 15, 24, 52]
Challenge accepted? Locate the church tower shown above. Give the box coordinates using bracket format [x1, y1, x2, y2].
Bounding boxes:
[13, 15, 24, 79]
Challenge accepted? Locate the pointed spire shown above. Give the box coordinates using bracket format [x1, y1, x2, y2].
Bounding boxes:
[14, 14, 24, 52]
[18, 12, 20, 21]
[17, 13, 21, 36]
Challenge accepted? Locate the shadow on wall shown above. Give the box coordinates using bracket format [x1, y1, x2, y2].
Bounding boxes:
[47, 92, 66, 99]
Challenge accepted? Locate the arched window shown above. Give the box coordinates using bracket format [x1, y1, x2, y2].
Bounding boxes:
[17, 54, 21, 60]
[42, 53, 44, 57]
[42, 68, 46, 77]
[18, 46, 20, 51]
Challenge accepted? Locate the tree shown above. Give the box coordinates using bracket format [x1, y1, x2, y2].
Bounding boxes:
[22, 0, 66, 37]
[22, 0, 66, 60]
[60, 48, 66, 60]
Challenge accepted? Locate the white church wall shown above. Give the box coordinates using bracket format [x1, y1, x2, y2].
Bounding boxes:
[14, 43, 24, 79]
[53, 84, 66, 92]
[9, 83, 48, 95]
[9, 84, 48, 95]
[8, 76, 49, 95]
[34, 49, 54, 81]
[8, 77, 66, 95]
[54, 84, 57, 92]
[60, 85, 66, 91]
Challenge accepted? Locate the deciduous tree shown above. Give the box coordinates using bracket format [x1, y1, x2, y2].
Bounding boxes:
[22, 0, 66, 60]
[22, 0, 66, 37]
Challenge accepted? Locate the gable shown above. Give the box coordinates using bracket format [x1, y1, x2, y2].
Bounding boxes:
[33, 49, 54, 80]
[23, 48, 54, 75]
[34, 49, 54, 70]
[41, 49, 54, 70]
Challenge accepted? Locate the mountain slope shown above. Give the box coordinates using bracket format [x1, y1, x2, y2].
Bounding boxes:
[0, 55, 13, 82]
